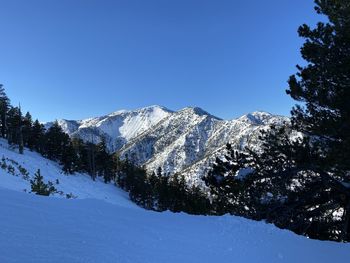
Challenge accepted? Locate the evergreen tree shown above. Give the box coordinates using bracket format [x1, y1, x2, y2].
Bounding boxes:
[167, 174, 188, 212]
[18, 105, 24, 154]
[111, 152, 122, 181]
[204, 144, 249, 216]
[0, 85, 10, 138]
[87, 141, 97, 180]
[7, 106, 21, 145]
[95, 137, 114, 183]
[22, 112, 33, 149]
[186, 184, 211, 215]
[287, 0, 350, 176]
[61, 141, 78, 174]
[31, 119, 45, 153]
[71, 137, 89, 172]
[285, 0, 350, 241]
[6, 104, 24, 154]
[154, 167, 170, 211]
[128, 166, 151, 207]
[205, 0, 350, 242]
[44, 121, 70, 161]
[30, 169, 57, 196]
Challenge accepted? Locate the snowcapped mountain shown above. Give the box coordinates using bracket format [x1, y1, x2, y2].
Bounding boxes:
[45, 105, 172, 152]
[47, 106, 288, 183]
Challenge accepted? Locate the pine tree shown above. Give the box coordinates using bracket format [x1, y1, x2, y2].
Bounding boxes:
[167, 174, 187, 212]
[204, 1, 350, 241]
[156, 169, 170, 211]
[0, 85, 10, 138]
[30, 169, 57, 196]
[95, 137, 114, 183]
[62, 141, 78, 174]
[22, 112, 33, 149]
[7, 107, 21, 145]
[18, 105, 24, 154]
[186, 184, 211, 215]
[44, 121, 69, 161]
[31, 119, 45, 153]
[111, 152, 122, 181]
[285, 0, 350, 241]
[87, 141, 96, 180]
[287, 0, 350, 173]
[71, 137, 89, 172]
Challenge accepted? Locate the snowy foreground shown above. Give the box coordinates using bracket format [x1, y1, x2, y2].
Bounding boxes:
[0, 141, 349, 262]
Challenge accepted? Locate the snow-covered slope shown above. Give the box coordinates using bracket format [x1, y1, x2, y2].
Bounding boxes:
[118, 109, 288, 183]
[0, 139, 134, 207]
[47, 106, 288, 183]
[1, 189, 349, 263]
[1, 136, 349, 263]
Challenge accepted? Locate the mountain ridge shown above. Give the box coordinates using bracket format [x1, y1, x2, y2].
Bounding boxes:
[45, 106, 288, 182]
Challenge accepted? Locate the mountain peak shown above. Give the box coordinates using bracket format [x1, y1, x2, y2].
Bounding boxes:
[45, 105, 287, 180]
[179, 106, 221, 120]
[237, 111, 273, 125]
[108, 105, 172, 117]
[236, 111, 288, 126]
[135, 105, 173, 114]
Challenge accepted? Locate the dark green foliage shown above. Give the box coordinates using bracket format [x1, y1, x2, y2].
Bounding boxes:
[205, 126, 350, 241]
[204, 149, 247, 216]
[204, 0, 350, 242]
[0, 86, 45, 154]
[95, 137, 114, 183]
[285, 0, 350, 241]
[287, 0, 350, 178]
[22, 112, 33, 150]
[30, 169, 57, 196]
[44, 121, 70, 160]
[86, 142, 97, 180]
[18, 105, 24, 154]
[1, 156, 7, 170]
[31, 120, 46, 153]
[43, 121, 81, 175]
[66, 192, 77, 199]
[0, 84, 10, 138]
[7, 164, 15, 175]
[18, 165, 30, 180]
[61, 141, 78, 174]
[7, 107, 22, 146]
[71, 137, 89, 172]
[119, 165, 212, 215]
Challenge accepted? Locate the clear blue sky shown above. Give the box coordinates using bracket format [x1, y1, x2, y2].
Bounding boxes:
[0, 0, 321, 122]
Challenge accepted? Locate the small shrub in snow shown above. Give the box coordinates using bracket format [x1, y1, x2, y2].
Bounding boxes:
[1, 156, 7, 170]
[18, 165, 30, 180]
[66, 193, 77, 199]
[7, 165, 15, 176]
[30, 169, 57, 196]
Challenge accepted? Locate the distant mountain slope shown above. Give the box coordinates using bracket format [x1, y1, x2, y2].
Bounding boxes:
[45, 105, 172, 152]
[47, 106, 288, 182]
